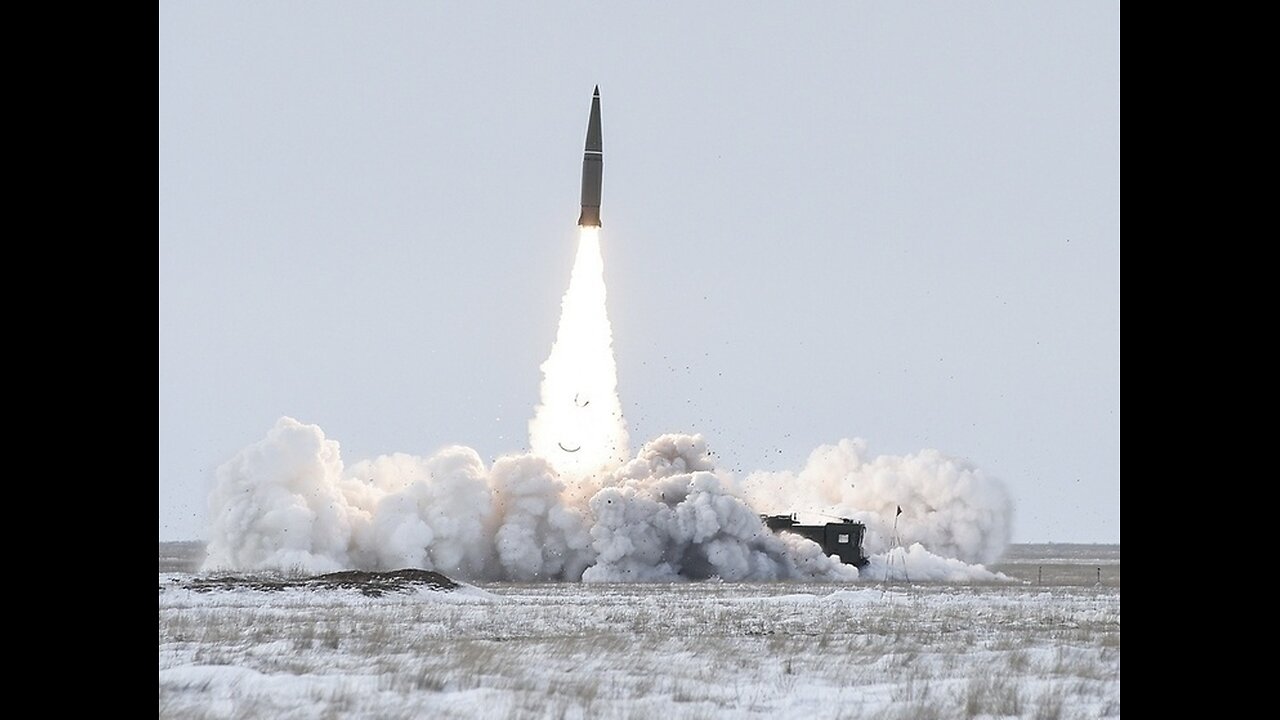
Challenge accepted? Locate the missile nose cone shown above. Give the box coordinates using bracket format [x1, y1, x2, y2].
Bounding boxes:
[593, 85, 600, 96]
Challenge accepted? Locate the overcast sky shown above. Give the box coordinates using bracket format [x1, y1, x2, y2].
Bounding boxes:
[159, 2, 1119, 542]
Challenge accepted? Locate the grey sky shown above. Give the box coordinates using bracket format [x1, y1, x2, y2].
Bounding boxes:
[159, 2, 1120, 542]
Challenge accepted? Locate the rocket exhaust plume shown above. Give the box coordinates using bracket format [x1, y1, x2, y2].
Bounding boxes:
[528, 226, 629, 476]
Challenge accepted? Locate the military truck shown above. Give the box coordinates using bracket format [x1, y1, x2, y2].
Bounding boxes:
[761, 514, 869, 568]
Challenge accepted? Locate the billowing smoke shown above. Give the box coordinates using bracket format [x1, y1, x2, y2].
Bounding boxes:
[351, 449, 494, 577]
[204, 229, 1013, 582]
[488, 454, 595, 581]
[583, 434, 856, 582]
[203, 417, 356, 573]
[528, 227, 630, 477]
[863, 544, 1008, 583]
[740, 439, 1012, 565]
[204, 417, 576, 579]
[204, 419, 1008, 582]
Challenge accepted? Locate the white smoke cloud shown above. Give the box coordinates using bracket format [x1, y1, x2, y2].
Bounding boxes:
[864, 543, 1010, 583]
[352, 448, 494, 578]
[739, 439, 1012, 565]
[489, 455, 595, 581]
[203, 417, 358, 574]
[582, 435, 856, 582]
[204, 420, 1010, 582]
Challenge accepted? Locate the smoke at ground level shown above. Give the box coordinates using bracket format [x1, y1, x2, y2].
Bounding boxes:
[203, 417, 1011, 582]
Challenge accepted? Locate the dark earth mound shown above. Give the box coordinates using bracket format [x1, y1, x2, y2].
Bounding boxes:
[177, 569, 459, 596]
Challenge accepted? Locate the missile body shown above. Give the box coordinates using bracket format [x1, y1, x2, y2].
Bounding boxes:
[578, 87, 603, 227]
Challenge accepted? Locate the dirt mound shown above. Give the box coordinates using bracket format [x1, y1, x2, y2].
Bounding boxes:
[311, 569, 458, 594]
[181, 569, 459, 596]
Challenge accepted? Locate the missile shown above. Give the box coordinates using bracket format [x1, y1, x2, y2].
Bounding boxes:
[578, 86, 603, 227]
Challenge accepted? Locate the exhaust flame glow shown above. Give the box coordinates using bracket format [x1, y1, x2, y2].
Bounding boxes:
[528, 226, 630, 477]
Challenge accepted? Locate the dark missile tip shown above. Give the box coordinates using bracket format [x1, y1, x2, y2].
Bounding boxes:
[593, 85, 600, 96]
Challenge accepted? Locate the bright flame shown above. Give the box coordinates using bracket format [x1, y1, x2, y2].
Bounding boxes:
[529, 226, 630, 478]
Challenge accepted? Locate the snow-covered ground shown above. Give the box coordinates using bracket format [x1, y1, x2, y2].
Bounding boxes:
[159, 554, 1120, 719]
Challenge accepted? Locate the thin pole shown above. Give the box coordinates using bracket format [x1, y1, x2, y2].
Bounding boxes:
[883, 512, 909, 585]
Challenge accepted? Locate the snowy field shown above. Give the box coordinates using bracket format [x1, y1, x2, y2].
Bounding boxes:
[159, 543, 1119, 719]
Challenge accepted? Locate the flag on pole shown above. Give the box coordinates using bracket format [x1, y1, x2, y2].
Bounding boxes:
[896, 505, 903, 517]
